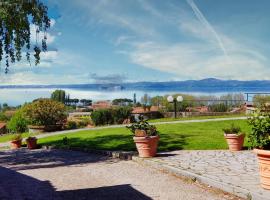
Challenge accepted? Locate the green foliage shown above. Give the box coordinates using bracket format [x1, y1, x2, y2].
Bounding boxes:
[253, 95, 270, 107]
[0, 112, 8, 122]
[248, 107, 270, 149]
[126, 118, 158, 136]
[112, 98, 133, 106]
[24, 99, 66, 126]
[11, 133, 22, 141]
[91, 109, 114, 126]
[91, 107, 132, 126]
[113, 107, 132, 124]
[222, 124, 241, 135]
[0, 0, 50, 72]
[51, 90, 66, 104]
[66, 121, 77, 130]
[7, 107, 28, 133]
[209, 103, 229, 112]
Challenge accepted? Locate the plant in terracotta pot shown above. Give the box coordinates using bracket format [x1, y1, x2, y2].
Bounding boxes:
[248, 107, 270, 190]
[10, 134, 22, 149]
[223, 124, 245, 151]
[26, 136, 38, 149]
[126, 117, 159, 158]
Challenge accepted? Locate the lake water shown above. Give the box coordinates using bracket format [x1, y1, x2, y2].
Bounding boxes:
[0, 88, 238, 106]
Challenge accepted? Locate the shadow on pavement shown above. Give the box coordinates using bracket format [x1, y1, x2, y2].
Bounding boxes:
[0, 149, 119, 171]
[0, 166, 152, 200]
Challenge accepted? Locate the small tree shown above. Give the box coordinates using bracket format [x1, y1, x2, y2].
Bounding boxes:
[51, 90, 66, 104]
[24, 99, 66, 126]
[7, 107, 28, 133]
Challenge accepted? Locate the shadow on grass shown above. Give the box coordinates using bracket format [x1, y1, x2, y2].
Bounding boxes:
[0, 166, 152, 200]
[40, 133, 192, 152]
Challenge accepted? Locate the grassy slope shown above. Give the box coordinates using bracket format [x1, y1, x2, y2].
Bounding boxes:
[38, 119, 251, 151]
[0, 132, 32, 143]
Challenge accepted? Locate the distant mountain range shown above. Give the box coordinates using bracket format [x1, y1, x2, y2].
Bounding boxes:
[1, 78, 270, 92]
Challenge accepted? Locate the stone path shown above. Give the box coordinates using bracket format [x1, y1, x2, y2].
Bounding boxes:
[0, 149, 241, 200]
[133, 150, 270, 200]
[0, 117, 247, 148]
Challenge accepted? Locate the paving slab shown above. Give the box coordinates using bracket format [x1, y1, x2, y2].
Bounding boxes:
[133, 150, 270, 200]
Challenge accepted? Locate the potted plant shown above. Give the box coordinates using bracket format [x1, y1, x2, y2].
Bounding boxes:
[126, 118, 159, 158]
[24, 99, 66, 133]
[26, 136, 38, 149]
[10, 134, 22, 149]
[248, 107, 270, 190]
[223, 124, 245, 151]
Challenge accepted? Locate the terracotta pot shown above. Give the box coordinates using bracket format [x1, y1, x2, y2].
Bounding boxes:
[26, 137, 38, 149]
[133, 135, 159, 158]
[10, 139, 22, 149]
[224, 133, 245, 151]
[254, 149, 270, 190]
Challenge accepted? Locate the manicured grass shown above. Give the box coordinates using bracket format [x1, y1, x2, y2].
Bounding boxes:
[148, 114, 247, 123]
[38, 119, 251, 151]
[0, 132, 33, 143]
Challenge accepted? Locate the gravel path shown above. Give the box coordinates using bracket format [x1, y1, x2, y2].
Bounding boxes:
[0, 149, 240, 200]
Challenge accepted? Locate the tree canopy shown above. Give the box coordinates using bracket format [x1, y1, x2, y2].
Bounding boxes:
[0, 0, 50, 73]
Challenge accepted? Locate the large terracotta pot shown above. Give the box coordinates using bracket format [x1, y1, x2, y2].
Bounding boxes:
[224, 133, 245, 151]
[10, 139, 22, 149]
[26, 137, 38, 149]
[254, 149, 270, 190]
[133, 135, 159, 158]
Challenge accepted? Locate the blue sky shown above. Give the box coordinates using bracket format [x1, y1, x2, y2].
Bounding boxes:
[1, 0, 270, 84]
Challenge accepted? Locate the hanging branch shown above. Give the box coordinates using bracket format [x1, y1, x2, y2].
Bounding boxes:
[0, 0, 51, 73]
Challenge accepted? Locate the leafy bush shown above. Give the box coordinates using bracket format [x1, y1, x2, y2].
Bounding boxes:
[66, 121, 77, 130]
[222, 124, 241, 135]
[209, 103, 229, 112]
[24, 99, 66, 126]
[248, 107, 270, 150]
[113, 107, 132, 124]
[7, 108, 28, 133]
[0, 112, 8, 122]
[91, 109, 114, 126]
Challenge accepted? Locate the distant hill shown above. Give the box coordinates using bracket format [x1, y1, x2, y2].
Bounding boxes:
[1, 78, 270, 92]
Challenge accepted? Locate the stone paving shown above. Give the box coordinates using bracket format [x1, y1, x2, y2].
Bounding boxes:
[133, 150, 270, 200]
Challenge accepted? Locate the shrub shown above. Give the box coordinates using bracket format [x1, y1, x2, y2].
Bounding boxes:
[66, 121, 77, 130]
[0, 112, 8, 122]
[248, 107, 270, 150]
[113, 107, 132, 124]
[209, 103, 229, 112]
[24, 99, 66, 126]
[91, 109, 114, 126]
[7, 108, 28, 133]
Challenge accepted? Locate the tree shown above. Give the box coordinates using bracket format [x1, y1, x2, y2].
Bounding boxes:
[0, 0, 50, 73]
[51, 90, 66, 104]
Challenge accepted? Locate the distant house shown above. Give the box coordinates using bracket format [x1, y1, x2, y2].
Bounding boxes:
[186, 106, 209, 113]
[90, 101, 112, 110]
[0, 123, 7, 135]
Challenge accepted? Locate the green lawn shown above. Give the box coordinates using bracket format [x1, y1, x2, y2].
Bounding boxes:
[0, 132, 33, 143]
[148, 113, 247, 123]
[38, 119, 251, 151]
